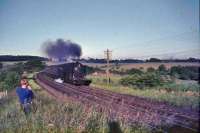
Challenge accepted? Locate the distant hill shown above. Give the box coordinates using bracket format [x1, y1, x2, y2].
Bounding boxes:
[0, 55, 48, 62]
[146, 58, 200, 63]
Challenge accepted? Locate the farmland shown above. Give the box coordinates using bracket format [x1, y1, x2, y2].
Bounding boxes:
[84, 62, 200, 70]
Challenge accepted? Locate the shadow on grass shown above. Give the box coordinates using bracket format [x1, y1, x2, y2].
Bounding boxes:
[108, 121, 122, 133]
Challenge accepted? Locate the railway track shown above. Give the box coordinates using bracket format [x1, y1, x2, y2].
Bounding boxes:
[36, 72, 199, 132]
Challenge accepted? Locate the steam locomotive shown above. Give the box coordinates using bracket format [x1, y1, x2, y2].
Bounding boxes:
[44, 62, 91, 85]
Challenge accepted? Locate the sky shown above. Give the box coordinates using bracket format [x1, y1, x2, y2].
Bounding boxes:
[0, 0, 199, 59]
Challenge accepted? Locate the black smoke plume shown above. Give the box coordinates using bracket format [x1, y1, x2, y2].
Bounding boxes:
[42, 39, 82, 61]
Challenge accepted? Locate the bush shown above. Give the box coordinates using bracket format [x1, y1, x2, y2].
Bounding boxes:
[1, 71, 20, 91]
[0, 63, 22, 91]
[110, 69, 125, 75]
[0, 71, 6, 81]
[24, 60, 45, 72]
[147, 67, 155, 73]
[120, 73, 165, 88]
[10, 62, 24, 74]
[163, 83, 200, 92]
[0, 62, 2, 69]
[126, 68, 143, 75]
[157, 64, 168, 75]
[170, 66, 199, 81]
[0, 72, 7, 91]
[85, 66, 104, 74]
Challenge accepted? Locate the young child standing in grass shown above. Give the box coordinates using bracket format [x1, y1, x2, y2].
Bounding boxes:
[16, 79, 34, 115]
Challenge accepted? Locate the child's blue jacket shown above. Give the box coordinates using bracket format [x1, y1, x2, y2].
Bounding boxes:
[16, 87, 34, 104]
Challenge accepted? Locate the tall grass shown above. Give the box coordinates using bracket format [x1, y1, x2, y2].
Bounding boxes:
[0, 79, 150, 133]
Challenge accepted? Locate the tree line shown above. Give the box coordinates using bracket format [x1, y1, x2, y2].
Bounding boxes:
[79, 57, 200, 63]
[0, 55, 47, 62]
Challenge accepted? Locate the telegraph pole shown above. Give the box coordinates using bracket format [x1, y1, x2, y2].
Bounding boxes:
[104, 49, 112, 84]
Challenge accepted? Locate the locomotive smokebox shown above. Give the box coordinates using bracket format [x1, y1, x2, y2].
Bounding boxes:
[62, 62, 91, 85]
